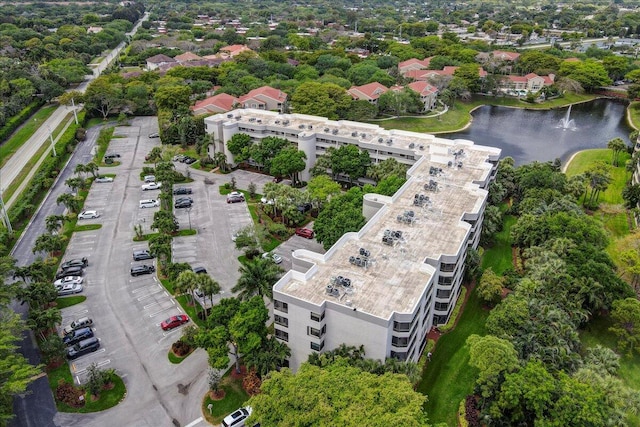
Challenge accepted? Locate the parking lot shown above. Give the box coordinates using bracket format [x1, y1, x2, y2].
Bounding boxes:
[53, 116, 328, 426]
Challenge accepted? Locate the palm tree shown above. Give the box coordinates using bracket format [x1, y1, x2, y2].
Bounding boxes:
[74, 163, 87, 177]
[152, 210, 179, 234]
[28, 307, 62, 340]
[213, 152, 227, 172]
[196, 274, 221, 318]
[85, 161, 100, 178]
[607, 137, 627, 167]
[33, 234, 65, 258]
[45, 214, 67, 234]
[65, 177, 87, 192]
[244, 337, 291, 377]
[147, 147, 163, 166]
[56, 193, 80, 213]
[232, 257, 283, 300]
[175, 270, 198, 305]
[149, 233, 172, 269]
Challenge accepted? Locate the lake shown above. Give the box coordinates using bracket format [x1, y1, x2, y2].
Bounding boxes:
[444, 99, 633, 165]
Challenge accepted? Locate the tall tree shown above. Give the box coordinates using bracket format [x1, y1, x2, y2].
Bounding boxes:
[246, 362, 428, 426]
[270, 148, 307, 186]
[233, 256, 283, 300]
[606, 137, 627, 167]
[609, 297, 640, 356]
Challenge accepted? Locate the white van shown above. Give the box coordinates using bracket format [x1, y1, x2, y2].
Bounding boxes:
[139, 199, 159, 208]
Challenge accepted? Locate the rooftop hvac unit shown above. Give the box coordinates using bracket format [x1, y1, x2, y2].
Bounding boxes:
[227, 114, 233, 118]
[326, 285, 334, 294]
[360, 133, 366, 138]
[332, 129, 339, 135]
[257, 119, 262, 123]
[275, 120, 280, 124]
[345, 300, 352, 307]
[324, 127, 330, 132]
[235, 116, 241, 120]
[299, 124, 305, 129]
[308, 125, 313, 129]
[351, 131, 358, 137]
[386, 139, 393, 145]
[419, 145, 424, 150]
[409, 142, 415, 149]
[378, 137, 384, 143]
[283, 120, 290, 125]
[331, 288, 340, 297]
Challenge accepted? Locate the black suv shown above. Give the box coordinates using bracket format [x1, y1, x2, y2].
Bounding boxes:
[174, 199, 193, 209]
[104, 153, 121, 159]
[61, 257, 88, 270]
[63, 327, 94, 347]
[173, 187, 193, 195]
[130, 264, 155, 276]
[133, 250, 154, 261]
[56, 266, 84, 279]
[67, 337, 100, 360]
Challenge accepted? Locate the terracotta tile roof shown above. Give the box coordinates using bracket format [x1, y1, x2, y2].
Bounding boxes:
[238, 85, 288, 104]
[347, 82, 389, 100]
[220, 44, 252, 55]
[191, 93, 238, 113]
[398, 57, 433, 70]
[492, 50, 520, 61]
[407, 81, 438, 96]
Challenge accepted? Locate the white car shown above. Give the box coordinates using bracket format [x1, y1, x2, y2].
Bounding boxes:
[56, 283, 83, 296]
[94, 176, 113, 183]
[54, 276, 84, 286]
[142, 182, 162, 191]
[78, 210, 100, 219]
[139, 199, 160, 208]
[262, 252, 283, 264]
[222, 406, 252, 427]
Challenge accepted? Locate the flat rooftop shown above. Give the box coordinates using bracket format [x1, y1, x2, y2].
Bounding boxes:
[274, 128, 500, 320]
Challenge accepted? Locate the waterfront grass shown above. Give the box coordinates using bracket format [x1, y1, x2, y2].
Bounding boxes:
[629, 101, 640, 130]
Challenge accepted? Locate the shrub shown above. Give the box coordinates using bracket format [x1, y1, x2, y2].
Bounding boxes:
[267, 222, 288, 239]
[171, 339, 192, 356]
[242, 369, 262, 396]
[56, 381, 85, 408]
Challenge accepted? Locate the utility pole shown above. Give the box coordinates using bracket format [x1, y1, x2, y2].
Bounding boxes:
[71, 98, 79, 125]
[0, 187, 12, 234]
[48, 125, 57, 157]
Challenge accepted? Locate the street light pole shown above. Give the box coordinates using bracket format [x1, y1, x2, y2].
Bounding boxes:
[71, 98, 79, 125]
[48, 125, 57, 157]
[186, 207, 192, 230]
[0, 188, 13, 234]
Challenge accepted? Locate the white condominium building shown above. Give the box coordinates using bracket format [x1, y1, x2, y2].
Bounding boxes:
[204, 109, 501, 370]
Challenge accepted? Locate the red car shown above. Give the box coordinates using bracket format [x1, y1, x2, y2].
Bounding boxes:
[161, 315, 189, 331]
[295, 228, 314, 239]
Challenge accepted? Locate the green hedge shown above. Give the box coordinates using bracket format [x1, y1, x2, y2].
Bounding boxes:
[0, 100, 45, 143]
[4, 111, 87, 250]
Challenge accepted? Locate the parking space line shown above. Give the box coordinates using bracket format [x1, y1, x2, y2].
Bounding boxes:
[143, 301, 161, 309]
[136, 289, 163, 300]
[132, 285, 159, 294]
[148, 303, 175, 317]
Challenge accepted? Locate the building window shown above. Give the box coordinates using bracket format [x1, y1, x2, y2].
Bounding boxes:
[307, 325, 326, 338]
[436, 289, 452, 298]
[310, 312, 325, 322]
[310, 341, 325, 351]
[275, 329, 289, 342]
[438, 276, 453, 286]
[390, 350, 408, 360]
[274, 315, 288, 327]
[393, 321, 411, 332]
[274, 300, 288, 313]
[435, 302, 449, 311]
[440, 262, 456, 272]
[392, 336, 409, 347]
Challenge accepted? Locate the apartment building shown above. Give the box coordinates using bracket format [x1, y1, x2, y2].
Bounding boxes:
[204, 109, 500, 370]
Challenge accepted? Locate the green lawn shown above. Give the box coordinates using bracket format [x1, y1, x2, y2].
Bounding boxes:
[418, 288, 487, 425]
[55, 296, 86, 309]
[202, 375, 250, 424]
[628, 101, 640, 130]
[418, 211, 515, 424]
[482, 215, 517, 274]
[74, 224, 102, 232]
[0, 105, 57, 168]
[564, 149, 630, 205]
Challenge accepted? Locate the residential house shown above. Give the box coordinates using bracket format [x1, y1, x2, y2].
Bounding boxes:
[398, 57, 433, 76]
[347, 82, 389, 104]
[405, 81, 439, 112]
[218, 44, 253, 59]
[191, 93, 239, 116]
[406, 66, 487, 81]
[238, 86, 287, 112]
[174, 52, 202, 63]
[146, 54, 176, 71]
[499, 73, 555, 93]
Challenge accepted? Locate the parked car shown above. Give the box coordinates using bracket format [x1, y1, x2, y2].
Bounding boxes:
[139, 199, 160, 208]
[56, 283, 83, 296]
[133, 250, 154, 261]
[130, 264, 155, 276]
[104, 153, 120, 159]
[63, 317, 93, 335]
[160, 314, 189, 331]
[142, 182, 162, 191]
[56, 266, 84, 279]
[295, 228, 314, 239]
[172, 154, 186, 162]
[222, 406, 253, 427]
[149, 132, 159, 138]
[63, 327, 94, 347]
[95, 176, 113, 183]
[54, 276, 83, 287]
[61, 257, 88, 270]
[226, 192, 245, 204]
[184, 156, 197, 164]
[66, 337, 100, 360]
[144, 175, 156, 183]
[193, 266, 207, 274]
[174, 200, 193, 209]
[175, 196, 193, 203]
[262, 252, 283, 264]
[173, 187, 192, 195]
[78, 210, 100, 219]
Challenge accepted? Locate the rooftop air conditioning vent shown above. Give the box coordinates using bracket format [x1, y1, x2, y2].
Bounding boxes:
[331, 288, 340, 297]
[235, 116, 241, 120]
[359, 247, 370, 257]
[324, 127, 330, 132]
[361, 133, 366, 138]
[308, 125, 313, 129]
[249, 117, 256, 122]
[283, 120, 290, 125]
[326, 285, 334, 294]
[409, 142, 415, 149]
[332, 129, 339, 135]
[386, 139, 393, 145]
[351, 131, 358, 137]
[227, 113, 233, 118]
[299, 124, 305, 129]
[257, 119, 262, 123]
[378, 137, 384, 143]
[419, 145, 424, 150]
[275, 120, 280, 124]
